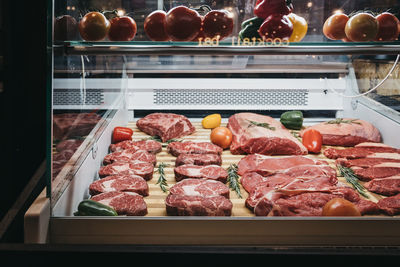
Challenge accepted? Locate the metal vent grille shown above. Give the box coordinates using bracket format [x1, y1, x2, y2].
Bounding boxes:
[54, 90, 104, 105]
[154, 89, 308, 106]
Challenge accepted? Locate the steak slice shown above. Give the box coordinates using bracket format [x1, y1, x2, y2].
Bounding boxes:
[136, 113, 195, 142]
[300, 119, 381, 147]
[103, 149, 157, 166]
[53, 113, 101, 140]
[174, 164, 228, 183]
[365, 176, 400, 196]
[377, 194, 400, 215]
[228, 113, 307, 155]
[165, 194, 232, 216]
[169, 178, 230, 198]
[109, 140, 162, 153]
[99, 162, 154, 181]
[351, 163, 400, 181]
[237, 154, 328, 176]
[336, 157, 400, 168]
[324, 147, 400, 159]
[175, 153, 222, 167]
[89, 175, 149, 196]
[91, 191, 148, 216]
[167, 141, 223, 157]
[56, 139, 83, 152]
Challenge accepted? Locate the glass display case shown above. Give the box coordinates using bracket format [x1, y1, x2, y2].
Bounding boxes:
[25, 0, 400, 246]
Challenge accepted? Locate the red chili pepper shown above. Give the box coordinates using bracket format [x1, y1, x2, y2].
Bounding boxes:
[112, 127, 133, 144]
[254, 0, 292, 19]
[302, 129, 323, 154]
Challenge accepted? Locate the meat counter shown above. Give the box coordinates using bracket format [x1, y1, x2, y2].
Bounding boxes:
[24, 0, 400, 246]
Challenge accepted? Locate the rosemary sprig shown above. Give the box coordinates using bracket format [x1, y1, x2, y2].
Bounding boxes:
[247, 120, 276, 131]
[326, 118, 361, 125]
[156, 162, 169, 193]
[227, 164, 242, 198]
[142, 136, 182, 147]
[337, 165, 369, 199]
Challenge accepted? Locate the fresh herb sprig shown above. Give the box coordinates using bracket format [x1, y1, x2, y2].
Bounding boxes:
[156, 162, 169, 193]
[142, 136, 182, 146]
[227, 164, 242, 198]
[337, 165, 369, 199]
[326, 118, 361, 125]
[247, 120, 276, 131]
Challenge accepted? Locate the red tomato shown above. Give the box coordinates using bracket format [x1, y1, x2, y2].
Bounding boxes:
[79, 12, 110, 41]
[165, 6, 202, 41]
[258, 14, 293, 40]
[302, 128, 322, 154]
[107, 16, 137, 41]
[375, 12, 400, 41]
[202, 10, 234, 40]
[323, 13, 349, 40]
[210, 127, 232, 149]
[345, 13, 378, 42]
[254, 0, 292, 19]
[144, 10, 170, 41]
[54, 15, 78, 41]
[322, 198, 361, 216]
[112, 127, 133, 144]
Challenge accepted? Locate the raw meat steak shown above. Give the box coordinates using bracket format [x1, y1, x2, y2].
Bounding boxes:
[365, 176, 400, 196]
[103, 149, 157, 166]
[241, 164, 337, 193]
[136, 113, 195, 142]
[228, 113, 307, 155]
[165, 194, 232, 216]
[56, 139, 83, 152]
[167, 141, 223, 157]
[351, 163, 400, 181]
[175, 153, 222, 167]
[355, 142, 400, 151]
[99, 162, 154, 181]
[174, 164, 228, 183]
[324, 146, 400, 159]
[109, 140, 162, 154]
[300, 119, 381, 147]
[336, 157, 400, 168]
[377, 194, 400, 215]
[237, 154, 328, 176]
[89, 175, 149, 196]
[169, 178, 230, 198]
[91, 191, 147, 216]
[53, 113, 101, 140]
[52, 150, 75, 179]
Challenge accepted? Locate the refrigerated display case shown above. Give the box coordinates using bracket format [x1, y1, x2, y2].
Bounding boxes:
[24, 0, 400, 246]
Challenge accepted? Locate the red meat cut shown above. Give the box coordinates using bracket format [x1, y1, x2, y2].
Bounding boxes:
[53, 113, 101, 140]
[136, 113, 196, 142]
[56, 139, 83, 152]
[109, 140, 162, 153]
[103, 149, 157, 166]
[227, 113, 307, 156]
[99, 162, 154, 180]
[377, 194, 400, 215]
[169, 178, 230, 198]
[174, 164, 228, 183]
[165, 194, 232, 216]
[167, 141, 223, 157]
[365, 176, 400, 196]
[89, 175, 149, 196]
[324, 147, 400, 160]
[175, 153, 222, 167]
[91, 191, 148, 216]
[336, 157, 400, 168]
[351, 163, 400, 181]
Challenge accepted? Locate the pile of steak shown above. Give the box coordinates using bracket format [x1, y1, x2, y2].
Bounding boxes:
[53, 113, 101, 140]
[52, 139, 84, 179]
[167, 141, 222, 157]
[136, 113, 196, 142]
[174, 164, 228, 183]
[103, 149, 157, 166]
[109, 139, 162, 153]
[300, 119, 381, 147]
[227, 113, 307, 155]
[89, 174, 149, 196]
[175, 153, 222, 166]
[91, 191, 148, 216]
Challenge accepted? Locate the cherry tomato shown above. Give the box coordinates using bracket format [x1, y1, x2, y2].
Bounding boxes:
[375, 12, 400, 41]
[54, 15, 78, 41]
[258, 14, 293, 41]
[322, 198, 361, 216]
[323, 13, 349, 40]
[202, 10, 234, 41]
[345, 13, 378, 42]
[254, 0, 292, 19]
[287, 13, 308, 42]
[144, 10, 170, 41]
[107, 16, 137, 41]
[79, 12, 110, 41]
[302, 128, 322, 154]
[210, 127, 232, 149]
[165, 6, 202, 41]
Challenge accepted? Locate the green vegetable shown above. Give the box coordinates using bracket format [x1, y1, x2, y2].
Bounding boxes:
[326, 118, 361, 125]
[74, 199, 118, 216]
[248, 120, 276, 131]
[156, 162, 169, 193]
[227, 164, 242, 198]
[337, 165, 369, 199]
[239, 17, 264, 40]
[280, 111, 304, 130]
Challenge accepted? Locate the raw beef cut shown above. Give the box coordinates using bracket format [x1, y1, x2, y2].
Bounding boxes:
[89, 175, 149, 196]
[136, 113, 195, 142]
[167, 141, 223, 157]
[237, 154, 328, 176]
[99, 162, 154, 181]
[336, 157, 400, 168]
[165, 194, 232, 216]
[174, 164, 228, 183]
[56, 139, 83, 152]
[109, 140, 162, 154]
[377, 194, 400, 215]
[103, 149, 157, 166]
[365, 176, 400, 196]
[175, 153, 222, 167]
[355, 142, 400, 151]
[300, 119, 381, 147]
[52, 150, 75, 179]
[324, 146, 400, 159]
[91, 191, 147, 216]
[53, 113, 101, 140]
[228, 113, 307, 155]
[351, 163, 400, 181]
[169, 178, 230, 198]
